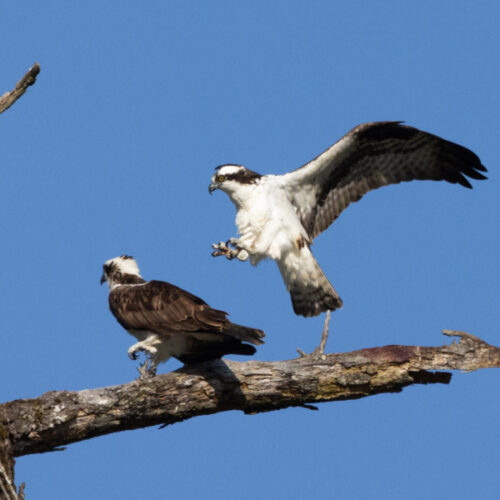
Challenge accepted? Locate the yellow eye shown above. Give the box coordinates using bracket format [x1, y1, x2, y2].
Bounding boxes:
[217, 175, 225, 182]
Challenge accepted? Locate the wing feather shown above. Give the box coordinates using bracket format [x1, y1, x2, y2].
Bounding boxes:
[109, 280, 228, 336]
[282, 122, 487, 239]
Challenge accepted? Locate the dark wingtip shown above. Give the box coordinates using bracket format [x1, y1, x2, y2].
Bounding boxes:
[223, 322, 266, 346]
[437, 135, 488, 189]
[459, 161, 487, 188]
[457, 177, 473, 189]
[247, 328, 265, 345]
[239, 344, 257, 356]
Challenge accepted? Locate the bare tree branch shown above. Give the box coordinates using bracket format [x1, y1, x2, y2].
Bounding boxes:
[1, 330, 498, 461]
[0, 439, 24, 500]
[0, 63, 40, 115]
[0, 61, 41, 499]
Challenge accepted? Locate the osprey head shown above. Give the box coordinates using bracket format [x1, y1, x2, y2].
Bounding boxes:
[100, 255, 143, 288]
[209, 164, 261, 194]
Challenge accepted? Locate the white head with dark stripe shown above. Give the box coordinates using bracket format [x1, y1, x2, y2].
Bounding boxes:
[100, 255, 144, 289]
[209, 164, 262, 201]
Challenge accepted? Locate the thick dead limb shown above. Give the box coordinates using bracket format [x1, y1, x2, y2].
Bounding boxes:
[0, 63, 40, 115]
[1, 330, 498, 460]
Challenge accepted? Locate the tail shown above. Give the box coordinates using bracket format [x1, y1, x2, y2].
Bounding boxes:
[177, 330, 262, 365]
[277, 248, 343, 317]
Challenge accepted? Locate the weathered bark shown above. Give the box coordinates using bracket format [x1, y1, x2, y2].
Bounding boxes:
[1, 330, 498, 461]
[0, 63, 40, 116]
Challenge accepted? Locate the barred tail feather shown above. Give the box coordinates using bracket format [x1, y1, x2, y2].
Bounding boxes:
[277, 248, 343, 317]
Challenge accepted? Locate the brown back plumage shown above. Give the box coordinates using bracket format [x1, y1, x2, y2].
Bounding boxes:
[108, 279, 264, 362]
[109, 281, 228, 334]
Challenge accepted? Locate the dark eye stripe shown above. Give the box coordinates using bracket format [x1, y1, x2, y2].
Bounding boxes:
[223, 169, 262, 184]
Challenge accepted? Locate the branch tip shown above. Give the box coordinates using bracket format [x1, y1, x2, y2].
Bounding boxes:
[0, 62, 41, 115]
[442, 329, 482, 343]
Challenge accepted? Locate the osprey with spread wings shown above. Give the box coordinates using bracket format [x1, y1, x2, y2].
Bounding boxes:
[209, 121, 487, 317]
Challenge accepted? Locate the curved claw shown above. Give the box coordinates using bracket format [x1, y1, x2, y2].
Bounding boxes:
[128, 346, 138, 361]
[227, 238, 241, 248]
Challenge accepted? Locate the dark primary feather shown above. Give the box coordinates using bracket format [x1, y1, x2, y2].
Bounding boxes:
[109, 280, 264, 346]
[285, 121, 487, 239]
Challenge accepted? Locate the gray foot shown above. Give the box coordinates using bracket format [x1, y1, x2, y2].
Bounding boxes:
[211, 239, 249, 261]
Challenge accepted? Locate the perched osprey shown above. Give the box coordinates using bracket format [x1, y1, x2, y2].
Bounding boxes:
[209, 121, 487, 318]
[101, 255, 264, 376]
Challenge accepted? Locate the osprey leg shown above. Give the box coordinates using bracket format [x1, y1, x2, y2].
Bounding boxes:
[296, 310, 331, 358]
[313, 310, 331, 356]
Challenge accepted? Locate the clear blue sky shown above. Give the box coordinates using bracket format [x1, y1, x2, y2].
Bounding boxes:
[1, 1, 498, 498]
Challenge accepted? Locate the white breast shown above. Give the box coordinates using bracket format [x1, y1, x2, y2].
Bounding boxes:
[235, 176, 307, 262]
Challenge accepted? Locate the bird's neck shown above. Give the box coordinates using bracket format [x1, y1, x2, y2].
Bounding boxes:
[224, 184, 258, 210]
[108, 273, 146, 290]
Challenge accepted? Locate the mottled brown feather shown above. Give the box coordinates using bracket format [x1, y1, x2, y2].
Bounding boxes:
[108, 280, 264, 346]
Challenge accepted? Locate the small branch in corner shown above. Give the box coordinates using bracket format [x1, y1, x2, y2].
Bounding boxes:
[0, 460, 24, 500]
[0, 62, 41, 115]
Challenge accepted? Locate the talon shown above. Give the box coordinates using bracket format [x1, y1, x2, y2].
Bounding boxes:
[128, 350, 138, 361]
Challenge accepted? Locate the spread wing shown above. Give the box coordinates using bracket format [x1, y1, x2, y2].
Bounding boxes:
[282, 121, 487, 239]
[109, 280, 228, 336]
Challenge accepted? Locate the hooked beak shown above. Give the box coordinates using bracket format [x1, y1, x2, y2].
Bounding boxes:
[208, 182, 218, 195]
[100, 273, 106, 285]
